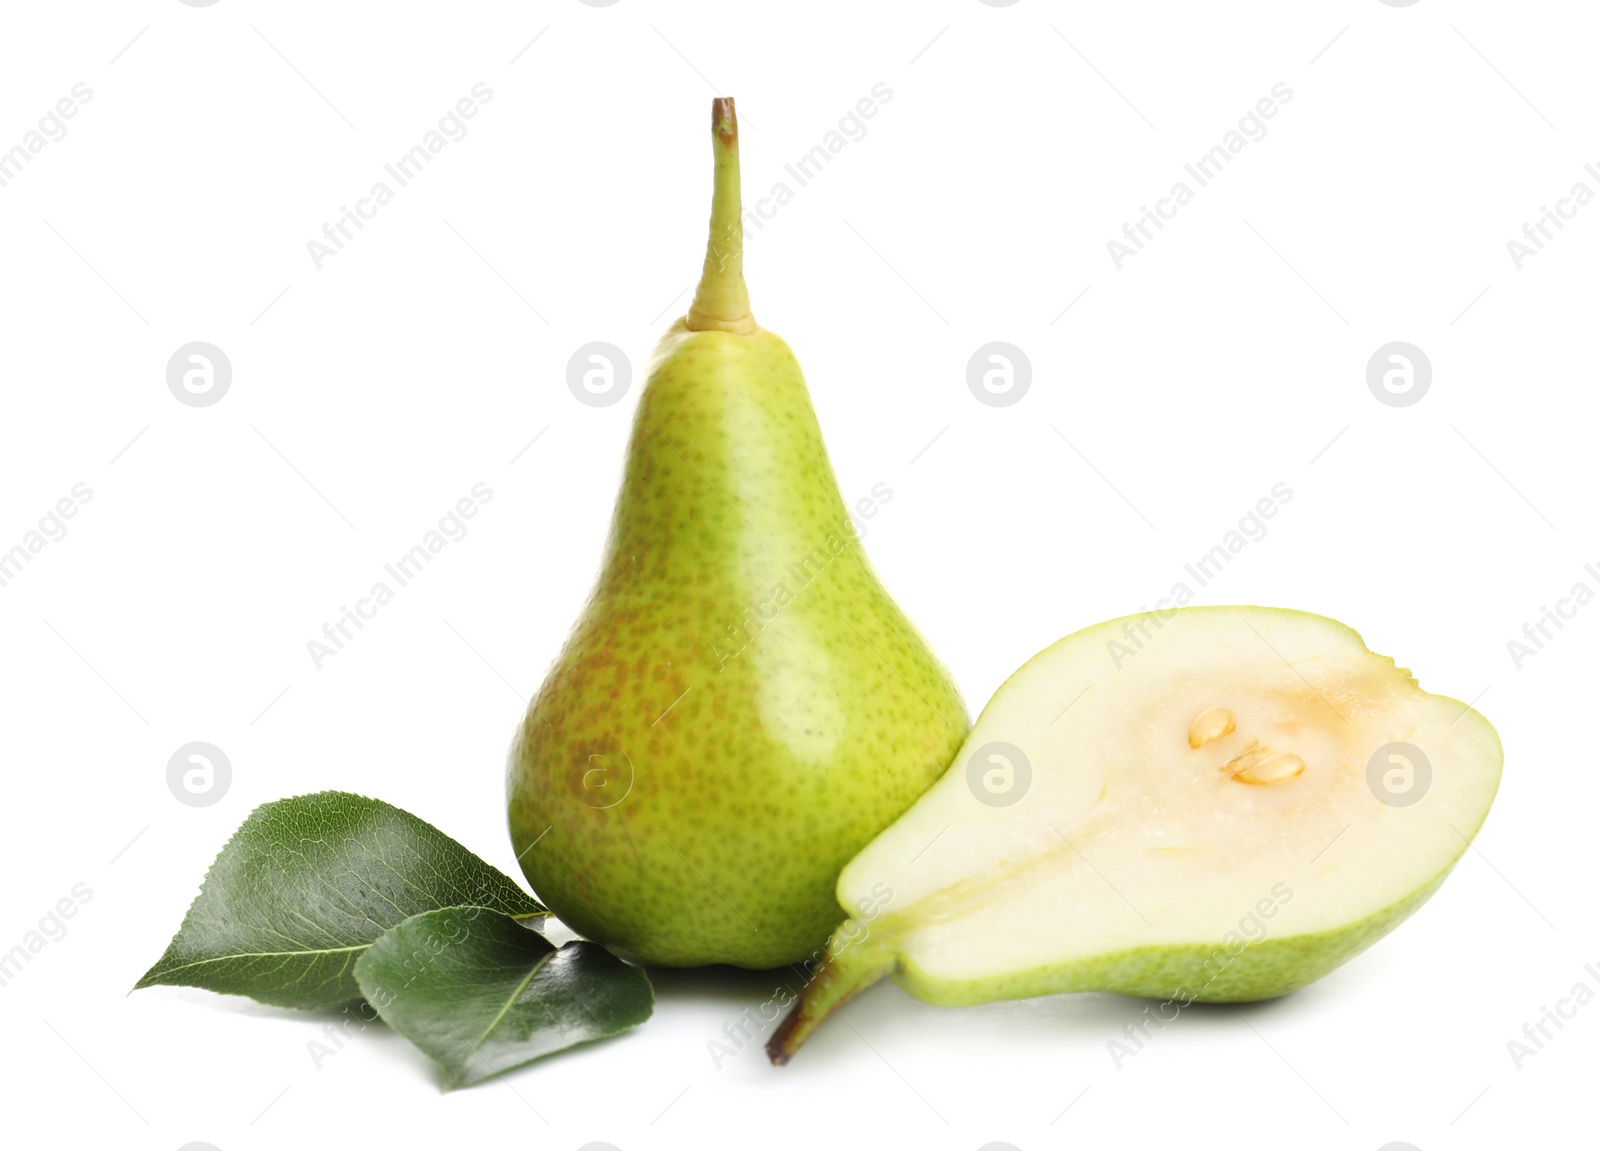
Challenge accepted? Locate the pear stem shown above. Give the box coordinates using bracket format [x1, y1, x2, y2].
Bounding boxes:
[766, 926, 895, 1065]
[685, 97, 755, 334]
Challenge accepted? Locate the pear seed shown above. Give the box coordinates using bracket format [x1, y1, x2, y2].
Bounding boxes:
[1232, 753, 1306, 786]
[1187, 706, 1237, 749]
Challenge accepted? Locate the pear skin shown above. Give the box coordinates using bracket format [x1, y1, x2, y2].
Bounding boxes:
[507, 99, 968, 969]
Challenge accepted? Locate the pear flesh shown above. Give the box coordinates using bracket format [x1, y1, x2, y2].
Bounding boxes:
[769, 606, 1502, 1060]
[506, 100, 967, 969]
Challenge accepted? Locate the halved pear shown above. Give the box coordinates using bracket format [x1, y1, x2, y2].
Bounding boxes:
[768, 606, 1502, 1062]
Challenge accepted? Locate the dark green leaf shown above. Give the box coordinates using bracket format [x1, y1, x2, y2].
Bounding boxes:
[355, 908, 653, 1089]
[136, 791, 545, 1009]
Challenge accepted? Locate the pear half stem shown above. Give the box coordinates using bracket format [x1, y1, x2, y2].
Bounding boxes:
[767, 925, 895, 1065]
[685, 97, 755, 334]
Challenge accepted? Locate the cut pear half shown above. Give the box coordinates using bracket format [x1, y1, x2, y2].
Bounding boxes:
[768, 606, 1502, 1062]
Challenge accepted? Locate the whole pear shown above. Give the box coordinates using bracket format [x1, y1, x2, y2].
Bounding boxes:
[507, 99, 968, 968]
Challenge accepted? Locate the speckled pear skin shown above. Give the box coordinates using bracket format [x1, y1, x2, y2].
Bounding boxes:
[893, 872, 1449, 1006]
[507, 319, 968, 968]
[766, 874, 1451, 1061]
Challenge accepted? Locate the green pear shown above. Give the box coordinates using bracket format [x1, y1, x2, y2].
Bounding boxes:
[768, 606, 1502, 1061]
[507, 99, 968, 969]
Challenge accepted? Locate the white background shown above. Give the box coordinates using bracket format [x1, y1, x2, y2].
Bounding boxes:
[0, 1, 1592, 1148]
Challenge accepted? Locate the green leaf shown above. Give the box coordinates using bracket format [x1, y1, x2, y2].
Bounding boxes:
[136, 791, 546, 1009]
[355, 908, 653, 1089]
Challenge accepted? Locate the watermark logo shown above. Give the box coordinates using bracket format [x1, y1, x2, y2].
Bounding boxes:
[573, 749, 634, 809]
[167, 342, 231, 407]
[967, 342, 1031, 407]
[967, 741, 1032, 806]
[567, 342, 632, 407]
[167, 742, 232, 807]
[1366, 342, 1430, 407]
[1366, 742, 1430, 807]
